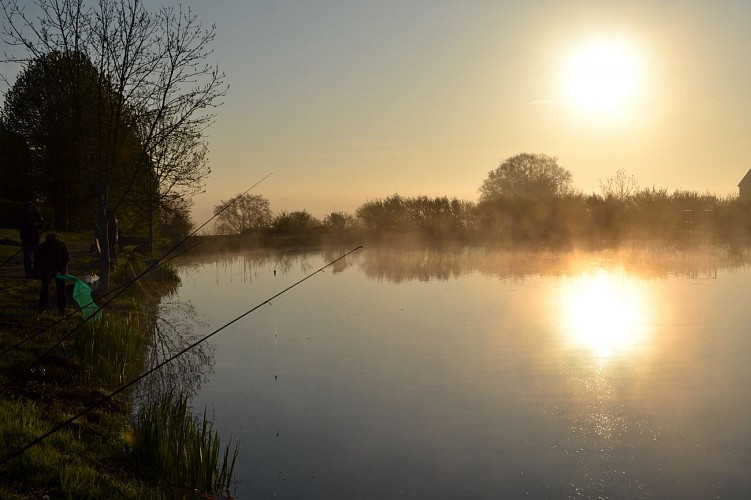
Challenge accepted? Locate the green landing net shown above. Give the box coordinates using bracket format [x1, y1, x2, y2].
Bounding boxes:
[56, 274, 101, 320]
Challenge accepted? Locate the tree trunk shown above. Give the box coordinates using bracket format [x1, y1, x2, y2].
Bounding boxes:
[98, 193, 111, 296]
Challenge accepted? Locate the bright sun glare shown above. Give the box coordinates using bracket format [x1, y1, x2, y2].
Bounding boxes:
[561, 271, 650, 359]
[562, 38, 643, 117]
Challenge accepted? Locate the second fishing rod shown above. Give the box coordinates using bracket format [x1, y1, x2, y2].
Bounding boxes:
[2, 173, 272, 364]
[0, 247, 22, 271]
[0, 245, 364, 467]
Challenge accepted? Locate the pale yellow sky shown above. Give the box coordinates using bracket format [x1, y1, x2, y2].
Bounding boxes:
[178, 0, 751, 223]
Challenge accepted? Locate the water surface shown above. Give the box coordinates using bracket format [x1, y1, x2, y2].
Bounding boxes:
[168, 247, 751, 499]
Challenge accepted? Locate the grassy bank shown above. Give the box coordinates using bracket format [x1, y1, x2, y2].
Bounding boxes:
[0, 229, 237, 498]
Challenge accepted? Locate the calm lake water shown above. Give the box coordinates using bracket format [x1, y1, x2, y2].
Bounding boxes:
[165, 247, 751, 499]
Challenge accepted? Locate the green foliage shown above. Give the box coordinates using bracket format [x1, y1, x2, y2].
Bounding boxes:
[128, 391, 238, 495]
[479, 153, 573, 202]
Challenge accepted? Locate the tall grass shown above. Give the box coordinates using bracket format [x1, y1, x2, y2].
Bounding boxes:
[71, 314, 145, 389]
[58, 463, 167, 500]
[0, 398, 72, 487]
[0, 398, 165, 499]
[128, 390, 238, 496]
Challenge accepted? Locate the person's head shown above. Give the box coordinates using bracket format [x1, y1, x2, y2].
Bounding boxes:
[23, 200, 34, 213]
[45, 233, 58, 244]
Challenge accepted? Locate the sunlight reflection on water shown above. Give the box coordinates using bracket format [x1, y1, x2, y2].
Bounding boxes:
[170, 247, 751, 499]
[558, 268, 653, 359]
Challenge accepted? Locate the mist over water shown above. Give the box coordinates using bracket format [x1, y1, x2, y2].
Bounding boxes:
[166, 247, 751, 499]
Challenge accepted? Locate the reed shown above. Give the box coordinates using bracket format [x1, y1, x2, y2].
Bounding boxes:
[128, 390, 238, 495]
[71, 314, 146, 388]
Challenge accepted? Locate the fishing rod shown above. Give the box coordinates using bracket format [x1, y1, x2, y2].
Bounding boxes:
[1, 173, 272, 360]
[15, 174, 271, 362]
[0, 245, 363, 467]
[0, 241, 208, 422]
[0, 239, 198, 356]
[0, 247, 22, 270]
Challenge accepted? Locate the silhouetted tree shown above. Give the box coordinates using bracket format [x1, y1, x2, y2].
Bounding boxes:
[213, 194, 272, 235]
[479, 153, 573, 201]
[599, 168, 639, 201]
[271, 210, 321, 233]
[1, 0, 227, 293]
[159, 196, 194, 242]
[0, 117, 35, 202]
[356, 194, 475, 240]
[356, 195, 411, 232]
[2, 51, 139, 230]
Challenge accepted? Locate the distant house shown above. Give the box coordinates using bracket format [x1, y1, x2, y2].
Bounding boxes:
[739, 169, 751, 200]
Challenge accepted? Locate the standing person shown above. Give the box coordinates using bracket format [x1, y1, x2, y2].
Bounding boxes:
[19, 201, 44, 278]
[36, 233, 69, 315]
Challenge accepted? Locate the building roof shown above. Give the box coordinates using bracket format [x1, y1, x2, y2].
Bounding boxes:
[739, 168, 751, 188]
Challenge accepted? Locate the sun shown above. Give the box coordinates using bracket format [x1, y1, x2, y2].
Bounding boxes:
[561, 38, 643, 117]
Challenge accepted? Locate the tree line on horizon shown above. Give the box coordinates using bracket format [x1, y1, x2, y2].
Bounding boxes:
[212, 153, 751, 248]
[0, 3, 747, 254]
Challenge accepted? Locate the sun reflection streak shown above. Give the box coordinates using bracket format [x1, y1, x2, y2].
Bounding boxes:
[560, 270, 652, 359]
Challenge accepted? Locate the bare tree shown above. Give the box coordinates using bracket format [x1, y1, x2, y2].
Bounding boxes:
[132, 120, 210, 250]
[0, 0, 227, 293]
[599, 168, 639, 201]
[213, 193, 272, 235]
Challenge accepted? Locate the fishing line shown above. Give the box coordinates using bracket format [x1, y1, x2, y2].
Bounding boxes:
[0, 247, 22, 270]
[0, 240, 197, 362]
[57, 335, 82, 402]
[274, 301, 278, 350]
[1, 174, 271, 360]
[0, 245, 363, 467]
[0, 240, 196, 359]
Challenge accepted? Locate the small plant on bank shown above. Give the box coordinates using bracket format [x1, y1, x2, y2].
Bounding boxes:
[127, 390, 238, 496]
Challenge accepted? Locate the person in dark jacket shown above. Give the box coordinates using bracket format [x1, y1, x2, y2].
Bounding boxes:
[19, 201, 44, 278]
[36, 233, 69, 315]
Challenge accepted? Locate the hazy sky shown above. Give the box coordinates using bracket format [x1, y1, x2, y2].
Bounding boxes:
[160, 1, 751, 221]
